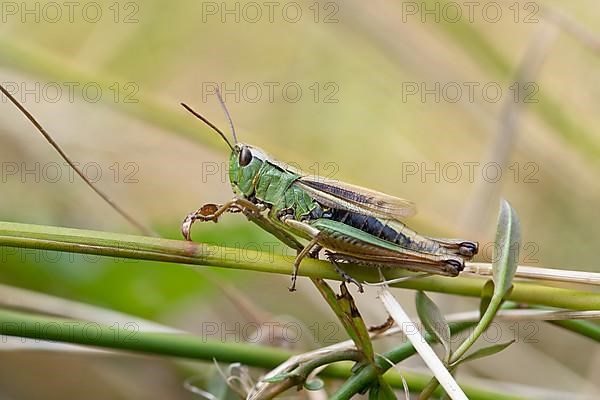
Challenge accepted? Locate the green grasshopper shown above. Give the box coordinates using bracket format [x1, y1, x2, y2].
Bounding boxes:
[180, 95, 478, 292]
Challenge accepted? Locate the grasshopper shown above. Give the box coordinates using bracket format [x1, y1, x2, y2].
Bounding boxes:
[180, 94, 478, 292]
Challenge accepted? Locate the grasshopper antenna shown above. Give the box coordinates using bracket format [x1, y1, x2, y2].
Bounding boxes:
[180, 102, 234, 150]
[214, 87, 238, 144]
[0, 84, 156, 237]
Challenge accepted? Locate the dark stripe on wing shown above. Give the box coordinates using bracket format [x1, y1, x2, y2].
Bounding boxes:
[312, 208, 414, 248]
[296, 177, 417, 220]
[301, 180, 376, 205]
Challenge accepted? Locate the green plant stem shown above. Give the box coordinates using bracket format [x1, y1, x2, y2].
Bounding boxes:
[419, 378, 443, 400]
[256, 350, 362, 399]
[326, 361, 526, 400]
[0, 307, 519, 400]
[0, 308, 291, 367]
[528, 306, 600, 342]
[330, 321, 474, 400]
[1, 221, 599, 310]
[452, 297, 503, 364]
[548, 319, 600, 342]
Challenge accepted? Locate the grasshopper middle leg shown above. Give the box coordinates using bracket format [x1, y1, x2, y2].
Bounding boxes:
[289, 236, 320, 292]
[326, 251, 364, 292]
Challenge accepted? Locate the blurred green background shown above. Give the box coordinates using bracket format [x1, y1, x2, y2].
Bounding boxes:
[0, 0, 599, 398]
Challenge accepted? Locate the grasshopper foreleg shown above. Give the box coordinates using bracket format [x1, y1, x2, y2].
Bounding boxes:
[182, 198, 264, 241]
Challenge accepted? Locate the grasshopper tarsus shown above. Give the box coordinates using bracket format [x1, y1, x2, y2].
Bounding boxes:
[444, 259, 465, 276]
[181, 213, 196, 241]
[459, 241, 479, 258]
[181, 204, 219, 240]
[288, 272, 299, 291]
[181, 202, 247, 240]
[327, 252, 364, 293]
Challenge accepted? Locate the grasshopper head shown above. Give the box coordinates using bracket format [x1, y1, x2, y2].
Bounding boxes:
[229, 143, 267, 197]
[179, 102, 267, 199]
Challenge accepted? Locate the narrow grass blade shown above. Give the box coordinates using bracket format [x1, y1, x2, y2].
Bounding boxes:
[416, 291, 451, 362]
[451, 340, 515, 367]
[379, 289, 467, 400]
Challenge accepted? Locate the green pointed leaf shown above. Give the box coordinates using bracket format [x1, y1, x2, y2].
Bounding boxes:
[262, 372, 293, 383]
[304, 378, 324, 391]
[451, 340, 515, 367]
[313, 280, 375, 363]
[479, 280, 495, 317]
[492, 199, 521, 298]
[416, 291, 451, 361]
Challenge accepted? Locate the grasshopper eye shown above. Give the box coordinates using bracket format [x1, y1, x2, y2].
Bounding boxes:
[239, 146, 252, 166]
